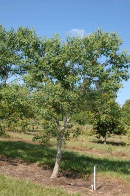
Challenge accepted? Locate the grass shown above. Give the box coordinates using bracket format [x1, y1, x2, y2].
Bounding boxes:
[8, 131, 130, 158]
[0, 174, 79, 196]
[63, 135, 130, 158]
[0, 138, 130, 183]
[8, 132, 34, 141]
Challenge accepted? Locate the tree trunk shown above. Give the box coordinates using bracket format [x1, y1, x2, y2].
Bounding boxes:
[51, 129, 64, 178]
[51, 115, 70, 178]
[104, 135, 107, 145]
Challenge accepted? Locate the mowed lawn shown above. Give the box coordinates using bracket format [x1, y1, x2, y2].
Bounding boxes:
[0, 132, 130, 183]
[0, 174, 79, 196]
[0, 132, 129, 196]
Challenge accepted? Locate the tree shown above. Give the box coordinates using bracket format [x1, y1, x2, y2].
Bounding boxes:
[87, 73, 126, 144]
[78, 29, 130, 143]
[122, 99, 130, 126]
[21, 29, 130, 177]
[0, 25, 22, 85]
[0, 84, 34, 133]
[0, 25, 41, 133]
[1, 25, 129, 177]
[90, 96, 125, 144]
[23, 35, 86, 178]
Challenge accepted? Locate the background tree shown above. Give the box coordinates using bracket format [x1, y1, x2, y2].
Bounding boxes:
[0, 84, 34, 133]
[122, 99, 130, 126]
[121, 100, 130, 145]
[78, 29, 130, 143]
[0, 25, 22, 85]
[0, 25, 41, 134]
[90, 95, 125, 144]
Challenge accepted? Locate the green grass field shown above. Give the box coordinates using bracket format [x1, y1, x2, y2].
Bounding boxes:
[0, 132, 130, 195]
[1, 133, 130, 181]
[0, 174, 79, 196]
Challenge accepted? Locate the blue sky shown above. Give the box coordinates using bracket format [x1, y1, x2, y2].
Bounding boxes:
[0, 0, 130, 105]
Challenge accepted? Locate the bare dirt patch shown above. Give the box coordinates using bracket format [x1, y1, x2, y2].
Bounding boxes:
[0, 156, 130, 196]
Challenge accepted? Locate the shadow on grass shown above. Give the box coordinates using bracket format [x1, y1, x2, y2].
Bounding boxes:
[92, 140, 126, 146]
[0, 140, 129, 178]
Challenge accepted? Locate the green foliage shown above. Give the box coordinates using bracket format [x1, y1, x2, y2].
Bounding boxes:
[125, 129, 130, 145]
[0, 84, 34, 132]
[90, 96, 125, 140]
[22, 28, 130, 144]
[0, 25, 130, 176]
[71, 111, 89, 125]
[122, 99, 130, 126]
[0, 125, 6, 137]
[0, 25, 22, 84]
[1, 26, 130, 141]
[32, 119, 59, 144]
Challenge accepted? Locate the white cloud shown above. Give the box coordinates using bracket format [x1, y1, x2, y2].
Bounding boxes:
[68, 29, 85, 37]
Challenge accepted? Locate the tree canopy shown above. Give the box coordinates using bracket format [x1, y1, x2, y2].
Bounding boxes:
[122, 99, 130, 126]
[0, 25, 130, 178]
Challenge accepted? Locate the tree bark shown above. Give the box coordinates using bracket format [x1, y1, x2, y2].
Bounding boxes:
[50, 129, 64, 178]
[104, 135, 107, 145]
[51, 115, 70, 178]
